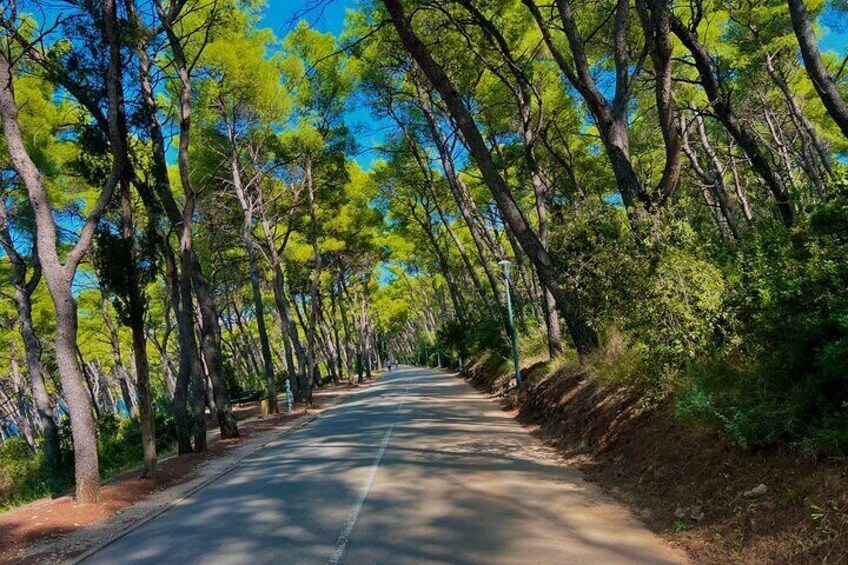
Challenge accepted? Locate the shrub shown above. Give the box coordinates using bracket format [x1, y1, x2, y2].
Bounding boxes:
[552, 202, 729, 395]
[679, 191, 848, 454]
[0, 438, 48, 508]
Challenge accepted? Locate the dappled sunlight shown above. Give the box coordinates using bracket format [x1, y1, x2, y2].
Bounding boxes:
[82, 368, 684, 565]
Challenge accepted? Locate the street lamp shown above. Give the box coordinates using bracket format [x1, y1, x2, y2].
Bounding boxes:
[497, 260, 521, 390]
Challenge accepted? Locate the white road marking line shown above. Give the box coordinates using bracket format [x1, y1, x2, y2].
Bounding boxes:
[327, 392, 407, 565]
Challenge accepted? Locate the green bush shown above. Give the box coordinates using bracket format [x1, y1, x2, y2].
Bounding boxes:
[96, 405, 181, 475]
[0, 401, 183, 510]
[679, 191, 848, 454]
[546, 191, 848, 455]
[552, 202, 729, 395]
[0, 438, 54, 509]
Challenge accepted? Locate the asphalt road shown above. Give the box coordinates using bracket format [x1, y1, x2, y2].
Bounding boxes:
[82, 366, 686, 565]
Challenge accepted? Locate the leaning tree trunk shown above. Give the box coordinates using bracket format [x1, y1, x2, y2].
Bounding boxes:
[521, 0, 653, 215]
[787, 0, 848, 140]
[447, 1, 567, 354]
[383, 0, 598, 354]
[7, 348, 36, 449]
[670, 15, 796, 227]
[412, 89, 510, 336]
[16, 291, 60, 470]
[0, 44, 105, 504]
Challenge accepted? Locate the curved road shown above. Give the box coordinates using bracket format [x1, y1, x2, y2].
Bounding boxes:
[82, 366, 686, 564]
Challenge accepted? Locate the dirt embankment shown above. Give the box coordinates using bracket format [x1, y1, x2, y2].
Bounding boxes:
[464, 356, 848, 564]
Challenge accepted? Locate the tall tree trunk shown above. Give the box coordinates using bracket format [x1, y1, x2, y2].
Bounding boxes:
[382, 0, 598, 354]
[0, 203, 59, 471]
[101, 0, 157, 475]
[305, 156, 319, 402]
[0, 35, 108, 505]
[163, 243, 194, 453]
[231, 155, 277, 412]
[329, 285, 346, 382]
[294, 293, 315, 392]
[339, 282, 356, 385]
[182, 254, 209, 452]
[787, 0, 848, 140]
[157, 3, 238, 439]
[340, 277, 365, 384]
[452, 0, 578, 355]
[670, 15, 796, 226]
[255, 197, 306, 400]
[130, 3, 226, 448]
[361, 299, 372, 380]
[273, 268, 307, 398]
[54, 288, 101, 503]
[118, 183, 157, 477]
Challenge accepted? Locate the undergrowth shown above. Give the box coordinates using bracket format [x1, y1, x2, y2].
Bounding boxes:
[0, 403, 179, 510]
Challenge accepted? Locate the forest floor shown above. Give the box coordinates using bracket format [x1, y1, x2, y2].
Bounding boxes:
[464, 355, 848, 564]
[0, 379, 377, 564]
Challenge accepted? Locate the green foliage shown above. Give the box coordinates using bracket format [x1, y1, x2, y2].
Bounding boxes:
[440, 310, 509, 361]
[96, 408, 180, 476]
[680, 190, 848, 454]
[548, 188, 848, 455]
[552, 203, 729, 394]
[0, 404, 182, 510]
[0, 438, 67, 510]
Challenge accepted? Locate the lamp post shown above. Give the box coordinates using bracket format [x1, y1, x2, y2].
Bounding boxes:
[498, 260, 521, 390]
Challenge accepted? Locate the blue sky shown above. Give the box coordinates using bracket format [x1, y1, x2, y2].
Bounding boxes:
[259, 0, 356, 37]
[260, 0, 390, 170]
[259, 0, 848, 170]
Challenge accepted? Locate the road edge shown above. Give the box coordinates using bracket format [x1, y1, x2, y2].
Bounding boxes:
[68, 387, 366, 564]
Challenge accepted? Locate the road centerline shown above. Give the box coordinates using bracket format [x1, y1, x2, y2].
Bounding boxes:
[327, 389, 407, 565]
